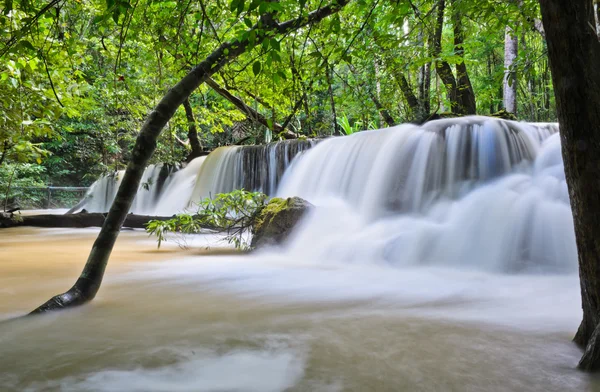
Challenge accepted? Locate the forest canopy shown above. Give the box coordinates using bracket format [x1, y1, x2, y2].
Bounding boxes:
[0, 0, 551, 189]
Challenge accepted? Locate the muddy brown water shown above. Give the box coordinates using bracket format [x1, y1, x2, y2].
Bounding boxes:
[0, 227, 598, 391]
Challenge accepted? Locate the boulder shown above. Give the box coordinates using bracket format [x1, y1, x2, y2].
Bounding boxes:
[251, 196, 312, 248]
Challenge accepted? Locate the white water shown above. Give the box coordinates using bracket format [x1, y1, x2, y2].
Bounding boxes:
[278, 117, 573, 274]
[75, 140, 314, 215]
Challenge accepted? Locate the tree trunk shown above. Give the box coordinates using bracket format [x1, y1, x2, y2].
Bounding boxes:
[0, 212, 173, 229]
[432, 0, 460, 113]
[29, 0, 350, 315]
[451, 0, 476, 115]
[539, 0, 600, 371]
[396, 73, 420, 116]
[325, 62, 340, 135]
[418, 61, 431, 120]
[183, 98, 203, 162]
[503, 27, 518, 114]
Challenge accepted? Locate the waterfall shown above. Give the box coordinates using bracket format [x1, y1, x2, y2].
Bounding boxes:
[73, 139, 315, 215]
[189, 140, 316, 202]
[72, 116, 575, 273]
[75, 163, 180, 215]
[277, 117, 575, 274]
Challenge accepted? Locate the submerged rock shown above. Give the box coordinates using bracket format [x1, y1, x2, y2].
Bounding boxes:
[251, 197, 312, 248]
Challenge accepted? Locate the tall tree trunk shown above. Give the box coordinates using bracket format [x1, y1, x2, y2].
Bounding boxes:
[539, 0, 600, 371]
[432, 0, 460, 113]
[325, 62, 340, 135]
[182, 98, 203, 161]
[30, 0, 350, 314]
[451, 0, 476, 114]
[415, 12, 431, 119]
[396, 73, 420, 115]
[503, 27, 518, 114]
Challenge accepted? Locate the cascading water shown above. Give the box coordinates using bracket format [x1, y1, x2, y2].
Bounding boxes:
[73, 163, 181, 215]
[189, 139, 316, 202]
[73, 139, 316, 215]
[277, 116, 575, 273]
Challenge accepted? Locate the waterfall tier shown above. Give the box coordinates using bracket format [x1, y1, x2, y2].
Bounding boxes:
[277, 117, 574, 273]
[74, 139, 315, 215]
[72, 116, 574, 274]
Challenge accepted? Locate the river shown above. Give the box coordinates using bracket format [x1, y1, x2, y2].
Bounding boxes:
[0, 227, 595, 392]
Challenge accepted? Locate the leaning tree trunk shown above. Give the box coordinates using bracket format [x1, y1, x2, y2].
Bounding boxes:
[539, 0, 600, 371]
[503, 27, 518, 114]
[30, 0, 351, 314]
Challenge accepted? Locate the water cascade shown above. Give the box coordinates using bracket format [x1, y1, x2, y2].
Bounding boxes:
[189, 139, 316, 201]
[74, 139, 316, 215]
[277, 116, 575, 273]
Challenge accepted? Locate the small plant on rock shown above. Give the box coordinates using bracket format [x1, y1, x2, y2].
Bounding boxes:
[145, 189, 268, 250]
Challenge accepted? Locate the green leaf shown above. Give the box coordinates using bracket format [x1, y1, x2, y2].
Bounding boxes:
[270, 38, 280, 52]
[92, 14, 107, 24]
[3, 0, 12, 15]
[18, 40, 35, 51]
[248, 0, 261, 12]
[236, 0, 245, 15]
[252, 61, 261, 76]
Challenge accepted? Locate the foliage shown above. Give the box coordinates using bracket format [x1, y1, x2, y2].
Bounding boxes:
[0, 162, 45, 208]
[146, 190, 268, 250]
[0, 0, 556, 190]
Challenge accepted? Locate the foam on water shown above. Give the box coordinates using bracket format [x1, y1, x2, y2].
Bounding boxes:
[25, 348, 305, 392]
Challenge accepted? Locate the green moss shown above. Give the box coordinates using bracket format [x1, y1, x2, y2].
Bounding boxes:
[253, 197, 287, 233]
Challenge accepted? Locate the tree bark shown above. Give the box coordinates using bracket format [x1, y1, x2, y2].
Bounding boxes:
[539, 0, 600, 371]
[396, 72, 420, 115]
[182, 98, 203, 162]
[325, 62, 340, 135]
[503, 27, 518, 114]
[432, 0, 460, 113]
[29, 0, 350, 315]
[0, 212, 173, 229]
[451, 0, 476, 115]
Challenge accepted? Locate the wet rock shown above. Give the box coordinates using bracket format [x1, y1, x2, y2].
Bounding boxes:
[251, 197, 312, 248]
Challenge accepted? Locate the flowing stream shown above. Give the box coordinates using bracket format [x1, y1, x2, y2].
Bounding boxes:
[1, 117, 595, 391]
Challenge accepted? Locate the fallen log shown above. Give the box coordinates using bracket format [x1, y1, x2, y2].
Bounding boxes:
[0, 212, 173, 229]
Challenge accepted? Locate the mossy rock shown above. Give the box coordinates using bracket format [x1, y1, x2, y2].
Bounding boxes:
[251, 196, 313, 248]
[490, 109, 518, 121]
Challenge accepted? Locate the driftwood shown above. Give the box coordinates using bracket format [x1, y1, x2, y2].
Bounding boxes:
[0, 212, 173, 229]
